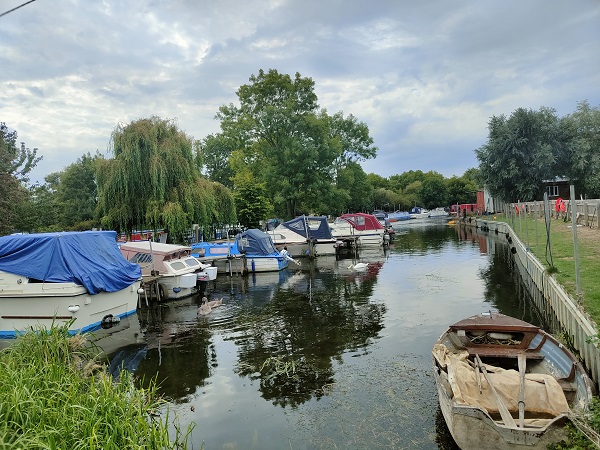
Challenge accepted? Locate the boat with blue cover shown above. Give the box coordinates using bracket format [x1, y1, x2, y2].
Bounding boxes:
[266, 215, 337, 257]
[193, 229, 289, 273]
[0, 231, 142, 338]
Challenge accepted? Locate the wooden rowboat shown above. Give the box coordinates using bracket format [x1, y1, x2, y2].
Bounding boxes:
[432, 312, 594, 449]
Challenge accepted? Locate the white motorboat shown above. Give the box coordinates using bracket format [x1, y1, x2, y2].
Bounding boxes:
[0, 231, 142, 338]
[119, 241, 216, 299]
[267, 215, 337, 257]
[329, 213, 385, 246]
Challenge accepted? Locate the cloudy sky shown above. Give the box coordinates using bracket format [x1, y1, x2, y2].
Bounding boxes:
[2, 0, 599, 185]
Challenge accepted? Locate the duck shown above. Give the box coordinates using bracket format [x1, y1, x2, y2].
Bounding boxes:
[348, 262, 369, 271]
[207, 297, 223, 308]
[197, 298, 212, 316]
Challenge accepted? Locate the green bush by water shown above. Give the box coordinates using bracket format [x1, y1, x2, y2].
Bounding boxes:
[0, 324, 193, 450]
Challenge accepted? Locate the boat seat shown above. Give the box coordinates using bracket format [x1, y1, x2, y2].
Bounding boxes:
[467, 348, 544, 360]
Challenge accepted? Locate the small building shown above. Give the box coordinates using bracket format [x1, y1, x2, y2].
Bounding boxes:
[543, 177, 570, 200]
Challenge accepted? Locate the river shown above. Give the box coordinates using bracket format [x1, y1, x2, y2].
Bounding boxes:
[95, 222, 551, 449]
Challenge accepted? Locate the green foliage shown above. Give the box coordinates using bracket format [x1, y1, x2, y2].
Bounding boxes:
[0, 123, 41, 235]
[96, 117, 236, 239]
[476, 107, 561, 202]
[234, 179, 272, 228]
[559, 101, 600, 198]
[0, 324, 193, 449]
[333, 162, 374, 214]
[213, 69, 377, 218]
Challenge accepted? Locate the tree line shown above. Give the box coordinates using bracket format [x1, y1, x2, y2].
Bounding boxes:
[3, 68, 595, 240]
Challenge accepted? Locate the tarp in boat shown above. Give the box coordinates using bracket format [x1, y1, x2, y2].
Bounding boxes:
[433, 343, 569, 417]
[236, 229, 278, 256]
[0, 231, 142, 295]
[282, 216, 333, 240]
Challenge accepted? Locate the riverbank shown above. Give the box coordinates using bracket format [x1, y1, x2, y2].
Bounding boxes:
[0, 324, 193, 449]
[478, 214, 600, 449]
[491, 213, 600, 327]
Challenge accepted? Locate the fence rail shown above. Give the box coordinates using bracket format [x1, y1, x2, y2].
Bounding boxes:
[506, 199, 600, 228]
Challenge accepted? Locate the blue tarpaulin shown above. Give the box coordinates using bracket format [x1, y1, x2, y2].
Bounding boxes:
[236, 229, 278, 256]
[0, 231, 142, 295]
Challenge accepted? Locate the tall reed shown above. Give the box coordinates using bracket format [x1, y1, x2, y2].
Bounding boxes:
[0, 324, 193, 449]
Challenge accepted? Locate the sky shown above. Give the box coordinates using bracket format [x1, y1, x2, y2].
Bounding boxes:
[2, 0, 599, 186]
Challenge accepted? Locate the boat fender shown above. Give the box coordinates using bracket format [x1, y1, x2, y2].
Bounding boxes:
[488, 332, 513, 340]
[511, 246, 517, 254]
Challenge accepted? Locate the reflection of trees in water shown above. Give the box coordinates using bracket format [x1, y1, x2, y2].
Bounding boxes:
[110, 304, 215, 401]
[233, 264, 386, 408]
[394, 225, 456, 254]
[478, 240, 548, 329]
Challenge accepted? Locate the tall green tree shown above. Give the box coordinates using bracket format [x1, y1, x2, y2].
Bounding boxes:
[214, 69, 377, 218]
[53, 153, 102, 230]
[475, 107, 559, 202]
[558, 100, 600, 197]
[0, 123, 41, 235]
[420, 171, 448, 209]
[334, 161, 373, 214]
[96, 117, 235, 240]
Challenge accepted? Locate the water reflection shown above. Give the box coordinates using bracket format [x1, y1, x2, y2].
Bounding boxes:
[96, 223, 549, 449]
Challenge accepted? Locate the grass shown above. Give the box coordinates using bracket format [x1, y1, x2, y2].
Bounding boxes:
[489, 213, 600, 449]
[496, 213, 600, 324]
[0, 324, 193, 450]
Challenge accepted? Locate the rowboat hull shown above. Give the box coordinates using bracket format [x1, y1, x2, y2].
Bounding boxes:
[432, 312, 594, 450]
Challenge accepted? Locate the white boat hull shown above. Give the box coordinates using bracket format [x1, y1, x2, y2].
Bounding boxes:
[246, 256, 288, 272]
[0, 278, 141, 338]
[156, 273, 197, 299]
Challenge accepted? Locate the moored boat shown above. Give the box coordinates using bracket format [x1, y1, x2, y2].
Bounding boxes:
[0, 231, 142, 338]
[119, 241, 216, 299]
[237, 229, 289, 272]
[329, 213, 385, 246]
[408, 206, 430, 219]
[432, 312, 594, 450]
[267, 215, 337, 257]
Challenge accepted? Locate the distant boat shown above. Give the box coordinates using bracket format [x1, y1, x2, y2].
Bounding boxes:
[428, 207, 450, 219]
[387, 211, 410, 222]
[408, 206, 430, 219]
[433, 312, 594, 450]
[0, 231, 142, 338]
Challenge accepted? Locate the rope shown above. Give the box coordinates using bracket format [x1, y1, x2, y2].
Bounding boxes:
[568, 411, 600, 448]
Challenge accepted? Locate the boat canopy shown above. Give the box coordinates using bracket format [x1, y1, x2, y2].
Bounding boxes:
[282, 216, 333, 240]
[338, 213, 384, 231]
[0, 231, 142, 295]
[236, 229, 278, 255]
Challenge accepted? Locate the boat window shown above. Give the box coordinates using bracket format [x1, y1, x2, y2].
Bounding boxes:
[169, 261, 187, 270]
[355, 216, 365, 226]
[130, 253, 152, 264]
[185, 258, 200, 267]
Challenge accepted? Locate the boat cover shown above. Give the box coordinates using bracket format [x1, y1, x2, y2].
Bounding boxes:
[0, 231, 142, 295]
[338, 213, 384, 231]
[282, 216, 333, 240]
[236, 229, 278, 256]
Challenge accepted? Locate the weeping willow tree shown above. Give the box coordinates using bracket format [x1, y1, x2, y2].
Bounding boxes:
[96, 117, 236, 240]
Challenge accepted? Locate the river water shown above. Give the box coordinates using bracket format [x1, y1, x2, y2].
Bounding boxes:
[95, 222, 551, 450]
